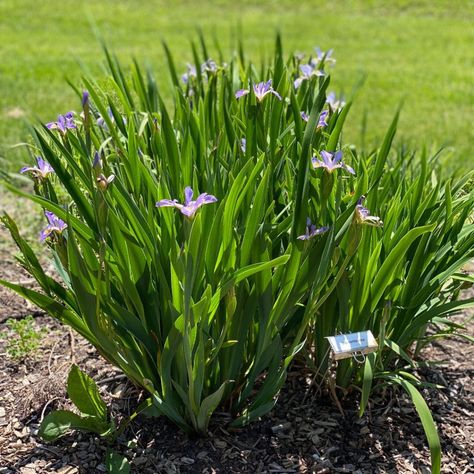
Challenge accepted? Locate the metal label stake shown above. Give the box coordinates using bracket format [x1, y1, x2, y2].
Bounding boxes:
[326, 330, 378, 361]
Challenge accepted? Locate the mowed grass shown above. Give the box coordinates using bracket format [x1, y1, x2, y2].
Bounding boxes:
[0, 0, 473, 171]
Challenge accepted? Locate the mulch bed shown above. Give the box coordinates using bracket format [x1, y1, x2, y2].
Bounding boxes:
[1, 234, 473, 473]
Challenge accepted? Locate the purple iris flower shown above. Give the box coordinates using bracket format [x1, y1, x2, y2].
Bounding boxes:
[326, 92, 346, 112]
[355, 196, 383, 227]
[92, 151, 102, 170]
[301, 111, 309, 122]
[312, 150, 355, 175]
[201, 59, 218, 74]
[312, 47, 336, 66]
[96, 108, 116, 129]
[40, 211, 67, 242]
[82, 90, 89, 107]
[235, 80, 282, 102]
[318, 110, 329, 128]
[240, 138, 246, 153]
[46, 112, 76, 133]
[181, 64, 197, 84]
[294, 63, 325, 89]
[20, 157, 54, 180]
[301, 110, 329, 128]
[297, 218, 330, 241]
[156, 186, 218, 218]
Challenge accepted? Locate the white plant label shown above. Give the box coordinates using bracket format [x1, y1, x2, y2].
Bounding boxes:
[326, 330, 378, 360]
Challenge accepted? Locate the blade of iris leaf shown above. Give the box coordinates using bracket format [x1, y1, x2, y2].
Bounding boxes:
[102, 44, 135, 110]
[162, 40, 180, 89]
[82, 78, 127, 154]
[367, 108, 400, 208]
[2, 183, 94, 242]
[110, 180, 156, 256]
[369, 224, 436, 313]
[0, 279, 94, 341]
[325, 102, 352, 152]
[240, 168, 271, 267]
[383, 376, 441, 474]
[158, 96, 181, 196]
[34, 132, 97, 232]
[208, 255, 290, 322]
[359, 352, 376, 416]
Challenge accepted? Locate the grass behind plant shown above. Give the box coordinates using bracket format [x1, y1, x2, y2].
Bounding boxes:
[0, 0, 473, 172]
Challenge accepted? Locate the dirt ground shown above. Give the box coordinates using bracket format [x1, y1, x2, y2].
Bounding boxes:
[0, 231, 473, 473]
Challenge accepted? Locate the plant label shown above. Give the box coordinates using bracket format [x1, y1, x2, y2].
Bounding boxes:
[326, 330, 378, 360]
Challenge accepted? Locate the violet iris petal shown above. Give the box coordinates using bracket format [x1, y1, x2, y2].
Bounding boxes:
[301, 110, 328, 128]
[156, 187, 218, 218]
[312, 150, 355, 175]
[20, 156, 54, 179]
[40, 211, 67, 242]
[355, 196, 383, 227]
[235, 88, 250, 99]
[46, 112, 76, 132]
[297, 218, 330, 241]
[294, 63, 325, 89]
[253, 80, 282, 101]
[326, 92, 346, 112]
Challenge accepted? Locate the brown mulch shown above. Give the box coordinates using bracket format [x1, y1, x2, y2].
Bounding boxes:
[0, 215, 473, 473]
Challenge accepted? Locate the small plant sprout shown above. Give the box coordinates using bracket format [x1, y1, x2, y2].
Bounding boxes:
[0, 316, 47, 360]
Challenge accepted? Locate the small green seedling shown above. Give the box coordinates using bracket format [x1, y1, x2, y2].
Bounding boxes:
[39, 364, 115, 441]
[40, 365, 131, 474]
[0, 315, 46, 360]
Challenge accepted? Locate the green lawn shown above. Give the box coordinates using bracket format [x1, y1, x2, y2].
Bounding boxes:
[1, 0, 472, 170]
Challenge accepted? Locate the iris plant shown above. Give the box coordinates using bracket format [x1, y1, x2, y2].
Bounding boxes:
[3, 40, 472, 471]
